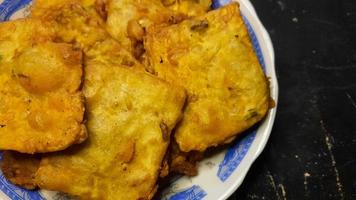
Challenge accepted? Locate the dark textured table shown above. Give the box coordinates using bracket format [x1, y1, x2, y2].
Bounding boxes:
[229, 0, 356, 199]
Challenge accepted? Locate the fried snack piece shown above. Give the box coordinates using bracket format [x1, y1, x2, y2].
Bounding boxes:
[105, 0, 181, 57]
[1, 151, 40, 190]
[0, 19, 54, 63]
[31, 0, 108, 20]
[32, 63, 185, 199]
[85, 39, 144, 70]
[145, 3, 270, 152]
[164, 0, 211, 16]
[0, 20, 86, 153]
[31, 0, 108, 52]
[106, 0, 211, 57]
[31, 0, 144, 71]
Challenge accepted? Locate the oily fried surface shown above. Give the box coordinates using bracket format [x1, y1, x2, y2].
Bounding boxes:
[145, 3, 270, 152]
[0, 19, 86, 153]
[85, 38, 144, 69]
[1, 151, 40, 190]
[106, 0, 182, 57]
[31, 0, 108, 52]
[164, 0, 211, 16]
[33, 63, 186, 199]
[106, 0, 211, 57]
[0, 19, 54, 63]
[31, 1, 144, 71]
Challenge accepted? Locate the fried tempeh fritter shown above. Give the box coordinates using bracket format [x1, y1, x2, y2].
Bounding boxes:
[106, 0, 211, 58]
[32, 61, 185, 199]
[106, 0, 181, 57]
[145, 3, 270, 152]
[164, 0, 211, 16]
[31, 0, 145, 71]
[31, 0, 108, 52]
[0, 19, 86, 153]
[2, 62, 186, 199]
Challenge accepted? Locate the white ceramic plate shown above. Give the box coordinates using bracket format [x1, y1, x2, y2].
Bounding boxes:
[0, 0, 278, 199]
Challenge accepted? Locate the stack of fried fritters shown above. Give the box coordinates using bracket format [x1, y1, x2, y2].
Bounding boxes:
[0, 0, 270, 199]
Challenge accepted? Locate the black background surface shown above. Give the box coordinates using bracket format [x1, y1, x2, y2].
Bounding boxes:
[229, 0, 356, 199]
